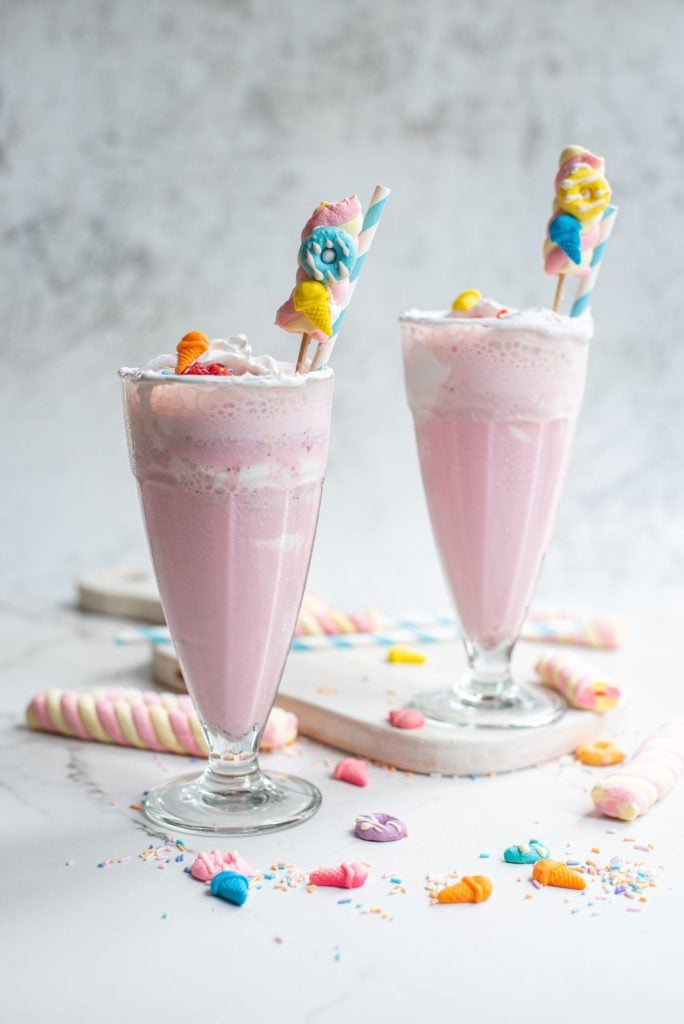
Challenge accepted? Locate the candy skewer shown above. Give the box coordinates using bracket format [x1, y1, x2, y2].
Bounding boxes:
[552, 275, 565, 313]
[544, 147, 613, 314]
[310, 184, 391, 371]
[296, 332, 311, 374]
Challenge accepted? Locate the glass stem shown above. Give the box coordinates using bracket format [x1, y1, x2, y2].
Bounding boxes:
[459, 639, 517, 703]
[201, 728, 263, 796]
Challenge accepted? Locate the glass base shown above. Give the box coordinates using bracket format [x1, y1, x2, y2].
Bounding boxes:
[409, 681, 566, 729]
[142, 767, 322, 836]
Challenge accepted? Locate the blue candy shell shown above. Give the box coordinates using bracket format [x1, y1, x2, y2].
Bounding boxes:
[549, 213, 582, 264]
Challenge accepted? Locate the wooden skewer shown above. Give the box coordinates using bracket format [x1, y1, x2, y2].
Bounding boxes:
[552, 274, 565, 313]
[296, 333, 311, 374]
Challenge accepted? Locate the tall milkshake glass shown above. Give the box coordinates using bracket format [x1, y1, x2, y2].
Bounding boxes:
[402, 309, 591, 728]
[120, 367, 333, 833]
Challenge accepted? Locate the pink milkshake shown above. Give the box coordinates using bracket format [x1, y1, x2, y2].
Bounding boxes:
[402, 300, 592, 728]
[120, 335, 333, 833]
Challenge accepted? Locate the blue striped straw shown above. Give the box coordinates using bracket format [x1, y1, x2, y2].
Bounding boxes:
[310, 184, 391, 369]
[114, 610, 623, 650]
[570, 204, 618, 317]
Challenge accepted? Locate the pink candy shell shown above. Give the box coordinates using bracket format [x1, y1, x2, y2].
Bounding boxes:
[333, 758, 368, 787]
[388, 708, 425, 730]
[309, 862, 368, 889]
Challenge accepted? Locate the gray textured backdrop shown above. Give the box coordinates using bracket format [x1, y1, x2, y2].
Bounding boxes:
[3, 0, 683, 612]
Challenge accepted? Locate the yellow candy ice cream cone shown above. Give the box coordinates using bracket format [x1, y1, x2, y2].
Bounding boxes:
[436, 875, 492, 904]
[176, 331, 210, 375]
[292, 280, 335, 337]
[532, 858, 586, 890]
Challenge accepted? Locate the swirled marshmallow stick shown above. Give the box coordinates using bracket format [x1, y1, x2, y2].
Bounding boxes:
[591, 721, 684, 821]
[26, 689, 296, 756]
[535, 653, 621, 712]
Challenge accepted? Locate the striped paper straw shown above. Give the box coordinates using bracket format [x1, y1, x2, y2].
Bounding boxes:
[114, 609, 625, 651]
[310, 184, 391, 369]
[570, 204, 618, 317]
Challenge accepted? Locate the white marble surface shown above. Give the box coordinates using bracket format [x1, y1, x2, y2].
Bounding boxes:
[3, 598, 684, 1023]
[2, 0, 684, 613]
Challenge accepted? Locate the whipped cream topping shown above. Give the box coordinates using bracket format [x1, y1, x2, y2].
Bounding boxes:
[142, 335, 282, 376]
[449, 296, 511, 318]
[401, 303, 592, 339]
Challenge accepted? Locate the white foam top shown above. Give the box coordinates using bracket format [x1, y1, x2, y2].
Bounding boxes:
[119, 334, 332, 387]
[401, 302, 593, 342]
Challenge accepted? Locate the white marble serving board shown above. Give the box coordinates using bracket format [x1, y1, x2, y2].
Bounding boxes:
[79, 566, 164, 623]
[151, 638, 627, 776]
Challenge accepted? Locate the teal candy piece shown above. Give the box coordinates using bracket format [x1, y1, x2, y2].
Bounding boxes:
[549, 213, 582, 264]
[299, 226, 357, 284]
[503, 839, 550, 864]
[210, 870, 249, 906]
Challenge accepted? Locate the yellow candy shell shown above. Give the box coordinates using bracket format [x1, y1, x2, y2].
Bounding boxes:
[451, 289, 481, 312]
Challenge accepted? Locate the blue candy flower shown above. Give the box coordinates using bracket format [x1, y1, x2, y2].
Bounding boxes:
[298, 226, 356, 284]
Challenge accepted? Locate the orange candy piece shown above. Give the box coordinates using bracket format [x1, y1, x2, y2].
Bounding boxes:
[436, 875, 492, 904]
[575, 740, 626, 766]
[176, 331, 210, 375]
[532, 859, 586, 890]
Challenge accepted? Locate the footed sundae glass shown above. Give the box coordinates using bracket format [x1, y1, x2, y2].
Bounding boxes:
[401, 308, 591, 729]
[120, 367, 333, 834]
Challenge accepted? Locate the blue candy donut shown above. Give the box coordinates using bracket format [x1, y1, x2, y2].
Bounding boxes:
[298, 226, 356, 284]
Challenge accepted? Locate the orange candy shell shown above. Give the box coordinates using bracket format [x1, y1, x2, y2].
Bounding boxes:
[437, 875, 492, 904]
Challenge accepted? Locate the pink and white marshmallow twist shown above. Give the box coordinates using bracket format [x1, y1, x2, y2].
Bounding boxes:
[591, 721, 684, 821]
[26, 688, 297, 757]
[535, 653, 621, 712]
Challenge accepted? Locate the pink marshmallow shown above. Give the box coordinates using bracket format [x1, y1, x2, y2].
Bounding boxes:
[300, 195, 362, 239]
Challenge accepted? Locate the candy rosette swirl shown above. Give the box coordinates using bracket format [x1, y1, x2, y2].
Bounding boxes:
[543, 146, 612, 277]
[275, 195, 362, 343]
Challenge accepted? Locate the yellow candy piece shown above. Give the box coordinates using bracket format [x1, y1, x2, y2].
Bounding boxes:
[292, 280, 334, 336]
[558, 165, 612, 223]
[451, 289, 481, 312]
[387, 647, 426, 664]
